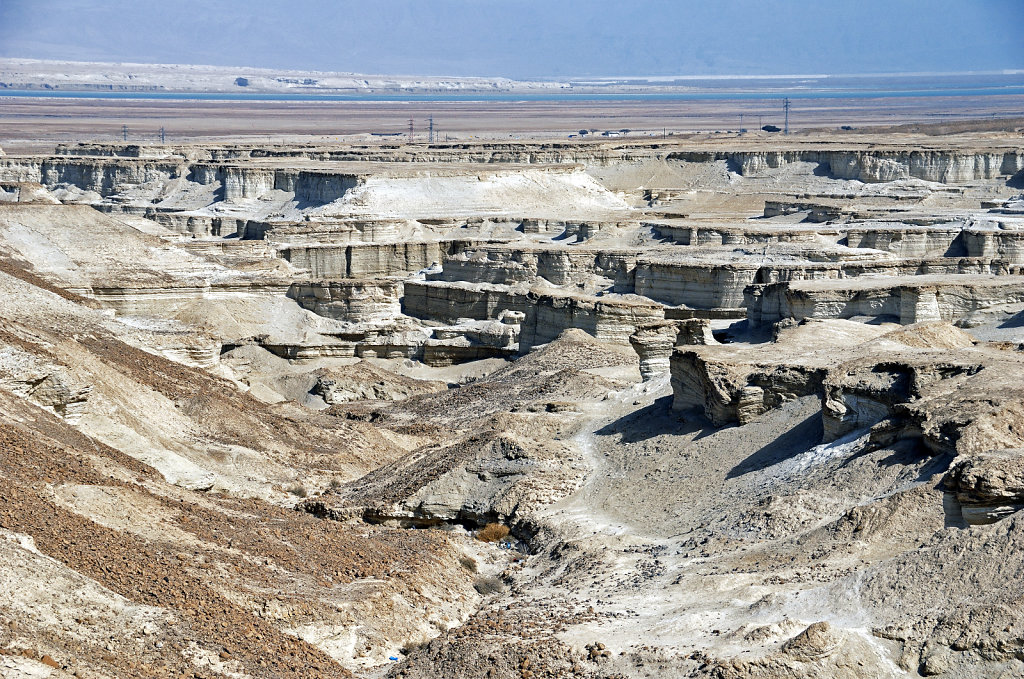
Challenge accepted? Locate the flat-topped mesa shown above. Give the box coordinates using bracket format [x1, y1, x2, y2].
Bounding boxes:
[845, 222, 968, 259]
[253, 215, 520, 244]
[402, 279, 664, 351]
[0, 156, 365, 206]
[255, 314, 520, 366]
[668, 319, 1005, 440]
[521, 217, 637, 242]
[255, 214, 634, 245]
[249, 218, 409, 244]
[0, 156, 189, 195]
[845, 216, 1024, 263]
[633, 245, 909, 311]
[960, 221, 1024, 263]
[430, 244, 638, 290]
[402, 280, 523, 323]
[279, 241, 449, 278]
[745, 274, 1024, 328]
[656, 210, 1024, 267]
[55, 142, 212, 161]
[44, 142, 1024, 181]
[648, 219, 845, 247]
[629, 319, 717, 381]
[282, 239, 640, 285]
[287, 279, 403, 323]
[2, 155, 621, 211]
[763, 199, 872, 223]
[669, 319, 892, 426]
[219, 166, 361, 203]
[525, 292, 664, 350]
[422, 319, 521, 366]
[51, 140, 648, 166]
[670, 148, 1024, 183]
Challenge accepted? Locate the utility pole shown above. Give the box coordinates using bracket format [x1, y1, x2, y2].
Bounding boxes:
[408, 117, 414, 143]
[428, 114, 434, 144]
[160, 127, 166, 144]
[122, 125, 128, 142]
[783, 98, 790, 135]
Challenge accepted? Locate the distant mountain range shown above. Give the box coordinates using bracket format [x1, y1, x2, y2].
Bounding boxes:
[2, 58, 1022, 97]
[0, 58, 569, 94]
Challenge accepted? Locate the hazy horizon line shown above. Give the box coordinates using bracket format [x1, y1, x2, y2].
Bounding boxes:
[3, 57, 1023, 84]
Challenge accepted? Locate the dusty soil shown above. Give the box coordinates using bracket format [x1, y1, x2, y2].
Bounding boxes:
[2, 96, 1023, 150]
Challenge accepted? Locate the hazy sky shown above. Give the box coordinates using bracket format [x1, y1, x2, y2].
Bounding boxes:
[1, 0, 1022, 78]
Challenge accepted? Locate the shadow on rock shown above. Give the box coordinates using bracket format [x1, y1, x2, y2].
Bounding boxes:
[594, 395, 710, 443]
[726, 411, 823, 478]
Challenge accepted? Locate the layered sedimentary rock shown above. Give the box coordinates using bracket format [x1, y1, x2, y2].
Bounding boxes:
[845, 223, 966, 258]
[634, 246, 910, 310]
[945, 450, 1024, 525]
[746, 274, 1024, 327]
[254, 218, 407, 243]
[311, 361, 447, 404]
[669, 319, 885, 426]
[403, 280, 664, 350]
[629, 319, 716, 380]
[526, 291, 663, 349]
[281, 242, 445, 278]
[287, 279, 402, 322]
[0, 156, 363, 204]
[821, 348, 981, 443]
[3, 133, 1024, 679]
[669, 148, 1024, 183]
[432, 245, 637, 289]
[43, 141, 1024, 183]
[669, 319, 1023, 469]
[845, 219, 1024, 263]
[147, 211, 251, 237]
[762, 199, 864, 222]
[649, 219, 845, 247]
[819, 332, 1024, 455]
[402, 280, 523, 322]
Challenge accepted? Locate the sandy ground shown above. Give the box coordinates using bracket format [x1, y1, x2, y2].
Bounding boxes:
[2, 95, 1023, 151]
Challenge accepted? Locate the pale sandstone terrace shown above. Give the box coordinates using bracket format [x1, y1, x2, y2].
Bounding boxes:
[0, 130, 1023, 678]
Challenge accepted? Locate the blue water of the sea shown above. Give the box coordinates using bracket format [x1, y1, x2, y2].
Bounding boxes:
[2, 86, 1024, 102]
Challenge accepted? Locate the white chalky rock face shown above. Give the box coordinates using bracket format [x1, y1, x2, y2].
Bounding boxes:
[314, 168, 630, 219]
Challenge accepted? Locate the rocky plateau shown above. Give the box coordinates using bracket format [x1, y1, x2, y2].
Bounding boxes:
[1, 131, 1024, 678]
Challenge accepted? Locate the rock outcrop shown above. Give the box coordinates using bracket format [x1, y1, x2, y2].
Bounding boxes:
[629, 319, 716, 380]
[746, 274, 1024, 327]
[945, 450, 1024, 525]
[311, 361, 447, 404]
[668, 148, 1024, 183]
